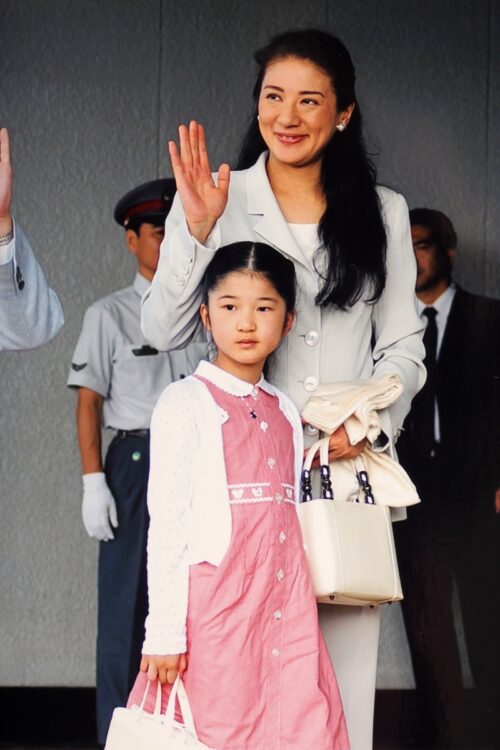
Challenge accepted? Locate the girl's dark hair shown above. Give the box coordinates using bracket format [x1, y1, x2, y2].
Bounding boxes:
[237, 28, 387, 309]
[202, 241, 296, 313]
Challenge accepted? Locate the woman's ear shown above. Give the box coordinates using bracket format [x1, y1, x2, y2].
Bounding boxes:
[199, 303, 212, 332]
[337, 102, 355, 130]
[282, 311, 295, 336]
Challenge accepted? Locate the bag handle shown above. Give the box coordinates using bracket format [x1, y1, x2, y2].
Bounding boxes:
[138, 677, 199, 739]
[164, 676, 198, 738]
[354, 457, 376, 505]
[138, 680, 163, 714]
[302, 438, 376, 505]
[301, 438, 333, 501]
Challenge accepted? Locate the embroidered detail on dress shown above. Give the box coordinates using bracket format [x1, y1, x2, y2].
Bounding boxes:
[260, 421, 269, 432]
[228, 482, 274, 504]
[229, 496, 274, 505]
[267, 458, 276, 469]
[228, 482, 271, 489]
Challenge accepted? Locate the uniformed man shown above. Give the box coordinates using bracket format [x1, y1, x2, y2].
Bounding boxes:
[0, 127, 63, 350]
[67, 179, 206, 745]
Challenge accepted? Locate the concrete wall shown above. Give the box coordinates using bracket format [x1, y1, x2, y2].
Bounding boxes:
[0, 0, 497, 687]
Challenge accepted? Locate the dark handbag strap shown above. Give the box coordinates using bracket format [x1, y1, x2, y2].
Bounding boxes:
[301, 437, 376, 504]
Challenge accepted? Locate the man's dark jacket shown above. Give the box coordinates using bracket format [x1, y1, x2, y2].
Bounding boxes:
[397, 287, 500, 516]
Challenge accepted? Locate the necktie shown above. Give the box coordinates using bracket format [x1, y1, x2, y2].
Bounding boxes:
[416, 307, 438, 454]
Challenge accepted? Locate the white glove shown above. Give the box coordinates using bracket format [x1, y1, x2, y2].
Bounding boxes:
[82, 472, 118, 541]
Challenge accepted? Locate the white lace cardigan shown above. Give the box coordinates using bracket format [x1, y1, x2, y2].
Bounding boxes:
[143, 360, 304, 655]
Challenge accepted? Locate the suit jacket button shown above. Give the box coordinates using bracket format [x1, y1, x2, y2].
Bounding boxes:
[304, 330, 319, 346]
[304, 376, 318, 392]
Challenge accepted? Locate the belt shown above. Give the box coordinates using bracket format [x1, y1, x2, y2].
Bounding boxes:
[116, 429, 150, 439]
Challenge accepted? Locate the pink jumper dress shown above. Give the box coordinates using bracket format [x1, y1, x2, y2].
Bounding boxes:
[128, 376, 349, 750]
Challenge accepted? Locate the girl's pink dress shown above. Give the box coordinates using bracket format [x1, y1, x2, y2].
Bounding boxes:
[128, 376, 349, 750]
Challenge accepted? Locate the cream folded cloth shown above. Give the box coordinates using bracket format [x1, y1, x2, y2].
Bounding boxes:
[301, 374, 403, 445]
[301, 375, 420, 508]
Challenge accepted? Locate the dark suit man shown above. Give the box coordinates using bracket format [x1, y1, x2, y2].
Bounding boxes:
[395, 208, 500, 749]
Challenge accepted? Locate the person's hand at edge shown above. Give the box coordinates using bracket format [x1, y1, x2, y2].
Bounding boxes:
[0, 127, 13, 235]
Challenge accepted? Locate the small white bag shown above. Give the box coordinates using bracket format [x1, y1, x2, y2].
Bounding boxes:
[104, 677, 215, 750]
[297, 438, 403, 606]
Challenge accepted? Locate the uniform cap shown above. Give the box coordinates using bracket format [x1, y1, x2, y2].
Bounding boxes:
[113, 178, 176, 227]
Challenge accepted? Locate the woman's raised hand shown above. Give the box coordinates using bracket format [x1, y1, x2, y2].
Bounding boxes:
[168, 121, 230, 244]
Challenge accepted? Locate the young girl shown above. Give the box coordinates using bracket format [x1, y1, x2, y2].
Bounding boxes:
[128, 241, 349, 750]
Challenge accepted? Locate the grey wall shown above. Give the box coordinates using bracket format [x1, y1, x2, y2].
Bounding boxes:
[0, 0, 498, 687]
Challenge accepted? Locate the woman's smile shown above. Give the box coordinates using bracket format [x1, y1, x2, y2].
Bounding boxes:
[274, 132, 307, 145]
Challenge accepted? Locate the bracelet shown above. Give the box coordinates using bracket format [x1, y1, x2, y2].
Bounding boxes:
[0, 229, 14, 246]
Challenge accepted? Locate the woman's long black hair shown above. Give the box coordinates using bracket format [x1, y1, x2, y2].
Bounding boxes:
[237, 29, 387, 310]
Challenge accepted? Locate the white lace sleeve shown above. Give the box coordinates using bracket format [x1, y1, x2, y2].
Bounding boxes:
[142, 382, 196, 655]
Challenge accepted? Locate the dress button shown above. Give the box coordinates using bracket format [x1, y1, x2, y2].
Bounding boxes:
[187, 256, 194, 264]
[272, 648, 280, 657]
[304, 423, 319, 436]
[267, 458, 276, 469]
[276, 569, 284, 582]
[178, 278, 186, 287]
[274, 610, 282, 620]
[304, 376, 318, 392]
[275, 492, 282, 503]
[279, 532, 286, 543]
[304, 330, 319, 346]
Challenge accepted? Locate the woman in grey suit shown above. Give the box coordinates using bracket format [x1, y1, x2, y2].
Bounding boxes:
[142, 29, 425, 750]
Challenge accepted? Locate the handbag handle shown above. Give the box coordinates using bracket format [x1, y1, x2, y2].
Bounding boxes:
[302, 438, 376, 505]
[164, 676, 198, 738]
[138, 677, 199, 739]
[301, 438, 333, 501]
[354, 458, 376, 504]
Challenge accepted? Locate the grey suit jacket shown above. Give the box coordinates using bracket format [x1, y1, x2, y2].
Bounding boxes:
[0, 223, 63, 351]
[142, 152, 425, 448]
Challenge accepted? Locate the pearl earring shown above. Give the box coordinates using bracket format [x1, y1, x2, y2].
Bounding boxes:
[336, 122, 346, 132]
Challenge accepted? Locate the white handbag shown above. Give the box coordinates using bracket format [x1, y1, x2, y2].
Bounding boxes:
[297, 438, 403, 606]
[104, 677, 215, 750]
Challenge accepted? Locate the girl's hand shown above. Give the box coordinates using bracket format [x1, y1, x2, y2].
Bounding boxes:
[140, 653, 187, 684]
[308, 425, 367, 467]
[168, 120, 230, 244]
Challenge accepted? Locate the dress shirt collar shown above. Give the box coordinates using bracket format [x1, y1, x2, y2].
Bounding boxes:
[416, 283, 456, 321]
[133, 272, 151, 297]
[195, 359, 277, 397]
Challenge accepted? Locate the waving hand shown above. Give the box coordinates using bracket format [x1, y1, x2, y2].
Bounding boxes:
[0, 128, 13, 234]
[168, 121, 230, 244]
